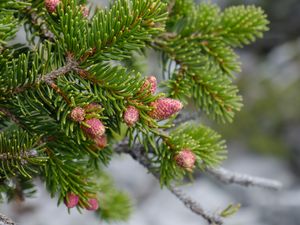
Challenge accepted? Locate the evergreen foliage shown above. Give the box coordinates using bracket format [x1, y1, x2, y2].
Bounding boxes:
[0, 0, 268, 222]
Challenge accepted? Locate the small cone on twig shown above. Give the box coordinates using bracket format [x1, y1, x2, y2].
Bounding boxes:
[149, 97, 183, 120]
[82, 118, 105, 138]
[174, 149, 196, 171]
[123, 106, 139, 126]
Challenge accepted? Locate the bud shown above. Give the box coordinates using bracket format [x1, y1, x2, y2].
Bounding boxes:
[70, 107, 85, 122]
[123, 106, 139, 126]
[94, 135, 107, 149]
[84, 103, 101, 113]
[140, 76, 157, 94]
[45, 0, 60, 13]
[64, 192, 79, 208]
[174, 149, 196, 170]
[80, 5, 89, 18]
[85, 198, 99, 211]
[82, 118, 105, 138]
[149, 98, 183, 120]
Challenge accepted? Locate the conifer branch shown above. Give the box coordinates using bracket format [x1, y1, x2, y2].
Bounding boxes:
[25, 6, 55, 41]
[0, 149, 38, 163]
[169, 186, 223, 225]
[173, 111, 202, 125]
[0, 108, 21, 127]
[36, 53, 78, 86]
[13, 53, 78, 94]
[206, 167, 282, 191]
[115, 141, 224, 225]
[0, 213, 15, 225]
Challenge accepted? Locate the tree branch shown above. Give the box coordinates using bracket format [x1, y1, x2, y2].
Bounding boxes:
[25, 6, 55, 41]
[14, 53, 79, 94]
[115, 140, 283, 224]
[206, 167, 282, 191]
[0, 108, 21, 126]
[169, 186, 223, 225]
[173, 111, 202, 125]
[115, 141, 223, 225]
[0, 213, 15, 225]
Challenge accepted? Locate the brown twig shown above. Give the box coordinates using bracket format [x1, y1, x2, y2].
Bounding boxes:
[14, 53, 79, 94]
[0, 108, 21, 126]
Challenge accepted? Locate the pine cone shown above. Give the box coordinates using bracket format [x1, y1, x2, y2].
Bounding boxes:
[70, 107, 85, 122]
[82, 118, 105, 138]
[140, 76, 157, 94]
[45, 0, 60, 13]
[80, 5, 89, 17]
[149, 98, 183, 120]
[94, 135, 107, 149]
[64, 192, 79, 208]
[123, 106, 139, 126]
[85, 198, 99, 211]
[174, 149, 196, 170]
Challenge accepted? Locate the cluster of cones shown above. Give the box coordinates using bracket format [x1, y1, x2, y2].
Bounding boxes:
[123, 76, 183, 127]
[64, 192, 99, 211]
[70, 103, 107, 149]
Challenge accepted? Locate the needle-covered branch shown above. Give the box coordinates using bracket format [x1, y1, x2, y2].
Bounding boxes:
[115, 140, 223, 225]
[0, 0, 273, 223]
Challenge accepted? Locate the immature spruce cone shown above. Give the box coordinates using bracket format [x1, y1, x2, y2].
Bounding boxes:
[123, 106, 139, 126]
[64, 192, 79, 208]
[94, 135, 107, 149]
[82, 118, 105, 138]
[80, 5, 89, 17]
[70, 107, 85, 122]
[174, 149, 196, 170]
[45, 0, 60, 13]
[140, 76, 157, 94]
[85, 198, 99, 211]
[149, 98, 183, 120]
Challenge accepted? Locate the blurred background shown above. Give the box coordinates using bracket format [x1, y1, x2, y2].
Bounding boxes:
[1, 0, 300, 224]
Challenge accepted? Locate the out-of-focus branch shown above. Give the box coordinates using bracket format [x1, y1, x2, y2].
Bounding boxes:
[173, 111, 202, 125]
[115, 141, 223, 225]
[115, 140, 283, 224]
[169, 186, 222, 225]
[0, 213, 15, 225]
[206, 167, 282, 191]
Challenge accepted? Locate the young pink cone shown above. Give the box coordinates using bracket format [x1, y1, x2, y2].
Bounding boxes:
[149, 98, 183, 120]
[94, 135, 107, 149]
[70, 107, 85, 122]
[123, 106, 139, 126]
[140, 76, 157, 94]
[45, 0, 60, 13]
[80, 5, 89, 17]
[82, 118, 105, 138]
[85, 198, 99, 211]
[64, 192, 79, 208]
[174, 149, 196, 170]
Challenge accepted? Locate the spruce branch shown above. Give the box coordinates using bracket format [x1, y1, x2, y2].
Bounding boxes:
[169, 186, 223, 225]
[0, 108, 21, 127]
[206, 167, 282, 191]
[13, 53, 78, 94]
[0, 149, 37, 163]
[24, 6, 55, 42]
[115, 140, 223, 225]
[0, 213, 15, 225]
[115, 139, 282, 224]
